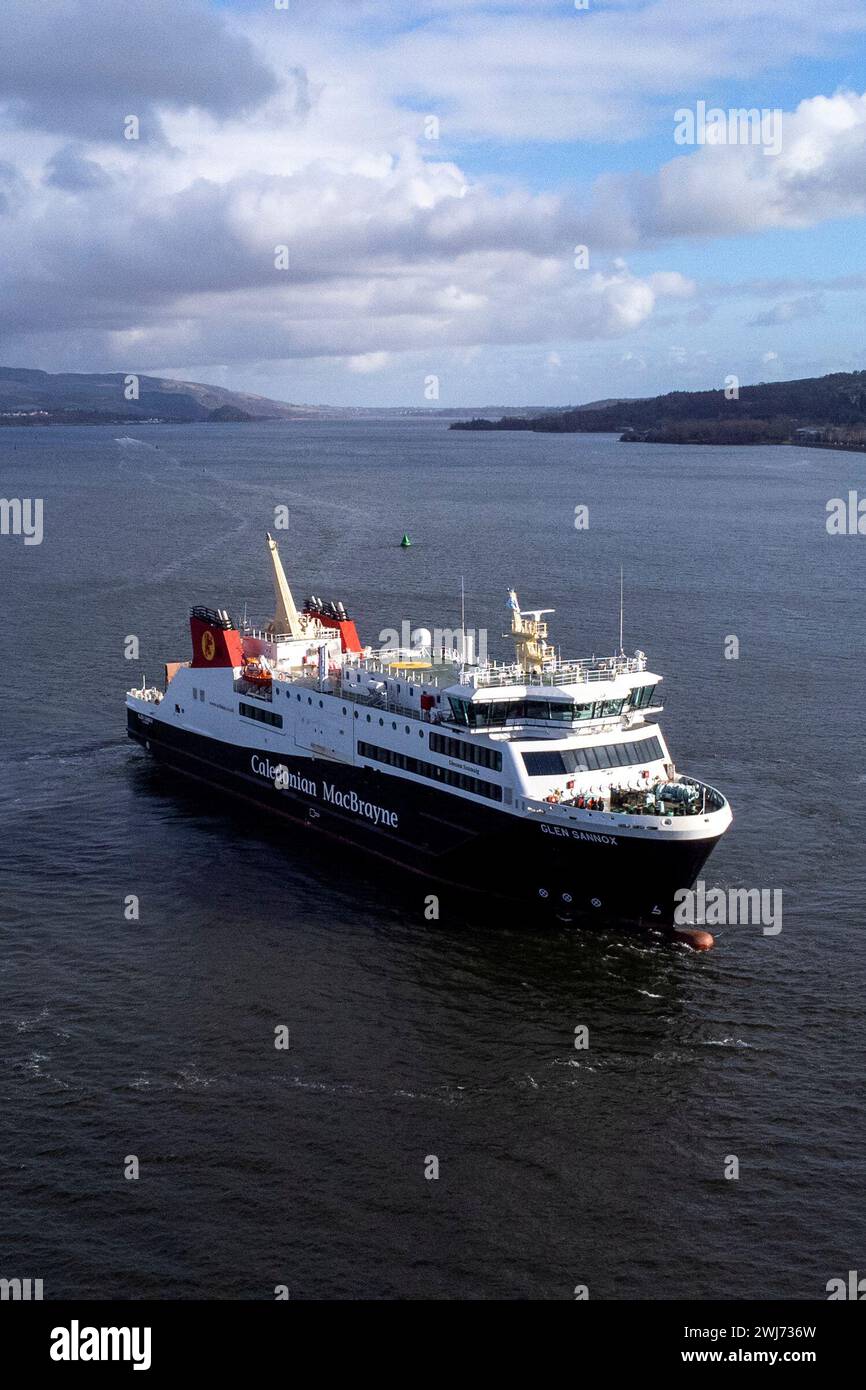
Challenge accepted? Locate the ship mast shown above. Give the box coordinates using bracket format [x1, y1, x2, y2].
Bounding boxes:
[266, 532, 304, 638]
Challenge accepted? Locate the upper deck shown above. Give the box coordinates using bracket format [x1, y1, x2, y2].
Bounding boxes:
[466, 651, 647, 689]
[336, 646, 648, 691]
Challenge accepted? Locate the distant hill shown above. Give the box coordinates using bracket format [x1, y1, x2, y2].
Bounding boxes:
[0, 367, 319, 424]
[450, 370, 866, 443]
[0, 367, 570, 425]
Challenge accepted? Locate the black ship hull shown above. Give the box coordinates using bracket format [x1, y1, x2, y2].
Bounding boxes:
[127, 710, 722, 931]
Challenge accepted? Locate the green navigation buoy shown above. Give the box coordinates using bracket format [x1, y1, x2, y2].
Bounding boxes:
[400, 532, 412, 548]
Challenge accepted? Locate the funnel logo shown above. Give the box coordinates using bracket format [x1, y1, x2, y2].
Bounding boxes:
[201, 630, 216, 661]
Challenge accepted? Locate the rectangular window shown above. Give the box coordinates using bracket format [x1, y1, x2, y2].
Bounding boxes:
[548, 703, 574, 722]
[617, 736, 664, 765]
[429, 732, 503, 772]
[447, 697, 470, 726]
[629, 685, 659, 710]
[469, 702, 494, 728]
[528, 736, 667, 777]
[239, 701, 283, 729]
[522, 750, 568, 777]
[358, 741, 502, 801]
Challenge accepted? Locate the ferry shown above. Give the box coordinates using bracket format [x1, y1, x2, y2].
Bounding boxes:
[126, 535, 732, 945]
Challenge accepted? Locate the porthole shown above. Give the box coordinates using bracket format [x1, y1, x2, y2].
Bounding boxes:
[392, 721, 397, 730]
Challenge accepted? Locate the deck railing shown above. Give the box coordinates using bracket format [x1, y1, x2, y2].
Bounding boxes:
[470, 654, 646, 688]
[523, 775, 727, 823]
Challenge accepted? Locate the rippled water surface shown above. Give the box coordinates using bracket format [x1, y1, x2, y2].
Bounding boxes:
[1, 420, 864, 1298]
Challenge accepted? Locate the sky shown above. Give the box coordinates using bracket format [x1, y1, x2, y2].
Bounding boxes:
[2, 0, 866, 406]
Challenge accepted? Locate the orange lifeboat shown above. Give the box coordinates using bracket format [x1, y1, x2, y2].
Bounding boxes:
[242, 658, 272, 685]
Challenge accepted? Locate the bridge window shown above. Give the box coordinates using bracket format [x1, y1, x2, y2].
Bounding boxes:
[548, 702, 575, 722]
[629, 685, 658, 710]
[449, 696, 614, 726]
[522, 735, 665, 777]
[523, 750, 568, 776]
[447, 696, 470, 726]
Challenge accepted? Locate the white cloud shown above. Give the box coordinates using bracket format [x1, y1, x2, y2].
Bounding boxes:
[588, 90, 866, 244]
[0, 0, 276, 140]
[648, 271, 696, 298]
[346, 352, 391, 373]
[280, 0, 866, 142]
[1, 0, 866, 395]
